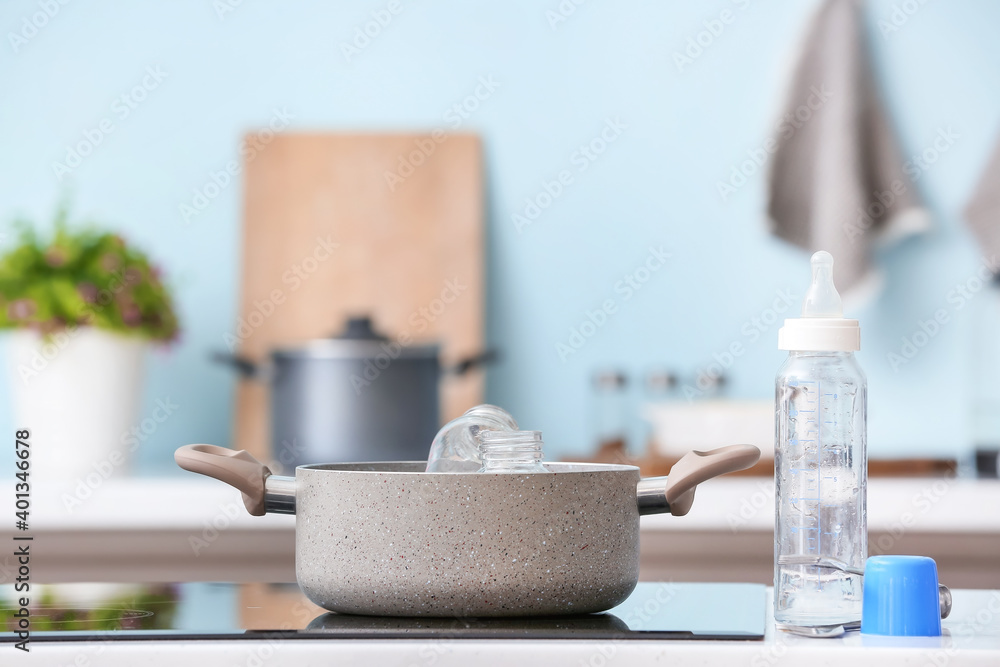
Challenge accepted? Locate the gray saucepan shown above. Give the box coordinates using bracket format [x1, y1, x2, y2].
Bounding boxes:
[213, 316, 496, 467]
[174, 443, 760, 617]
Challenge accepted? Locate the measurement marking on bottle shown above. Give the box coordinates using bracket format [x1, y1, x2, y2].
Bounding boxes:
[783, 378, 832, 588]
[816, 380, 823, 587]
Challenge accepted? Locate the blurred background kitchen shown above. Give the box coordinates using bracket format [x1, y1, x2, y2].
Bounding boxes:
[1, 0, 1000, 597]
[3, 0, 999, 471]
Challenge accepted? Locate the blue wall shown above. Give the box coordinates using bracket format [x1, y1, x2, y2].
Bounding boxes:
[1, 0, 998, 471]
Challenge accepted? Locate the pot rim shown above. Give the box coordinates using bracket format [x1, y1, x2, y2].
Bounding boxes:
[295, 461, 640, 474]
[272, 339, 440, 360]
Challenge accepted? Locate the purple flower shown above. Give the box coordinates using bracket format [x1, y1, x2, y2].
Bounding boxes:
[77, 282, 99, 304]
[122, 304, 142, 326]
[8, 299, 35, 321]
[100, 253, 121, 272]
[124, 267, 142, 285]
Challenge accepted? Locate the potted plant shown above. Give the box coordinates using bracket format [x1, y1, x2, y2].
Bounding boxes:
[0, 207, 179, 490]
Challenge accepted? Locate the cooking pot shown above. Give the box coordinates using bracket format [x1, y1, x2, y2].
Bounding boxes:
[214, 317, 492, 468]
[175, 442, 759, 617]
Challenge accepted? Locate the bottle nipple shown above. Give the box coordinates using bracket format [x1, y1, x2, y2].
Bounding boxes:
[801, 251, 843, 318]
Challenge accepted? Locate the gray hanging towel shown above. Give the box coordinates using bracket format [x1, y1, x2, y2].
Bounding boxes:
[767, 0, 930, 296]
[964, 138, 1000, 272]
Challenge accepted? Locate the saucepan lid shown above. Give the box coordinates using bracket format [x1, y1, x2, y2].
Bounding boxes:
[271, 316, 440, 361]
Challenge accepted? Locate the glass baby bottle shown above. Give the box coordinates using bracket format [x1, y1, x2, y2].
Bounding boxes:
[426, 405, 519, 472]
[478, 430, 549, 473]
[774, 251, 867, 627]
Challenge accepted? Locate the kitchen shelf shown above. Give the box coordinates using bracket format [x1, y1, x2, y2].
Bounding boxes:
[2, 477, 998, 587]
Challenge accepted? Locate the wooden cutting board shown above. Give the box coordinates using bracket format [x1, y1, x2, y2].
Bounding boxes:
[235, 133, 484, 464]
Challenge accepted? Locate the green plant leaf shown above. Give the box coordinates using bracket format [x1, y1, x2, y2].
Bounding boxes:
[0, 207, 180, 341]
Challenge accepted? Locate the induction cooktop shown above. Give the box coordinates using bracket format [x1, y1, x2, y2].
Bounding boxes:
[0, 582, 766, 642]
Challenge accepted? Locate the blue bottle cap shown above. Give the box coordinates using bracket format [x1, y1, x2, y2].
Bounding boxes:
[861, 555, 942, 636]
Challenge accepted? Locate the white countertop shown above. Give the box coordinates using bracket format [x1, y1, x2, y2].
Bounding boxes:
[11, 589, 1000, 667]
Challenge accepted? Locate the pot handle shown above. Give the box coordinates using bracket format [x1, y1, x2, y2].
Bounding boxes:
[637, 444, 760, 517]
[175, 444, 273, 516]
[211, 352, 266, 379]
[446, 349, 499, 375]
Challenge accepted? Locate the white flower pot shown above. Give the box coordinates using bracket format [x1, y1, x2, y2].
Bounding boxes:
[7, 328, 146, 494]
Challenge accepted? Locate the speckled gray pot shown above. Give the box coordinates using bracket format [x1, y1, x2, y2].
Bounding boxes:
[175, 443, 759, 617]
[296, 462, 639, 617]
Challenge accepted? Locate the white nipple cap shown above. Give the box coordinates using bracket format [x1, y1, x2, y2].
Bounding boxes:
[778, 251, 860, 352]
[802, 251, 843, 318]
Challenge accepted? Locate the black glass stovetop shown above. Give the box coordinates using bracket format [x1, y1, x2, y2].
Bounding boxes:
[0, 582, 765, 642]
